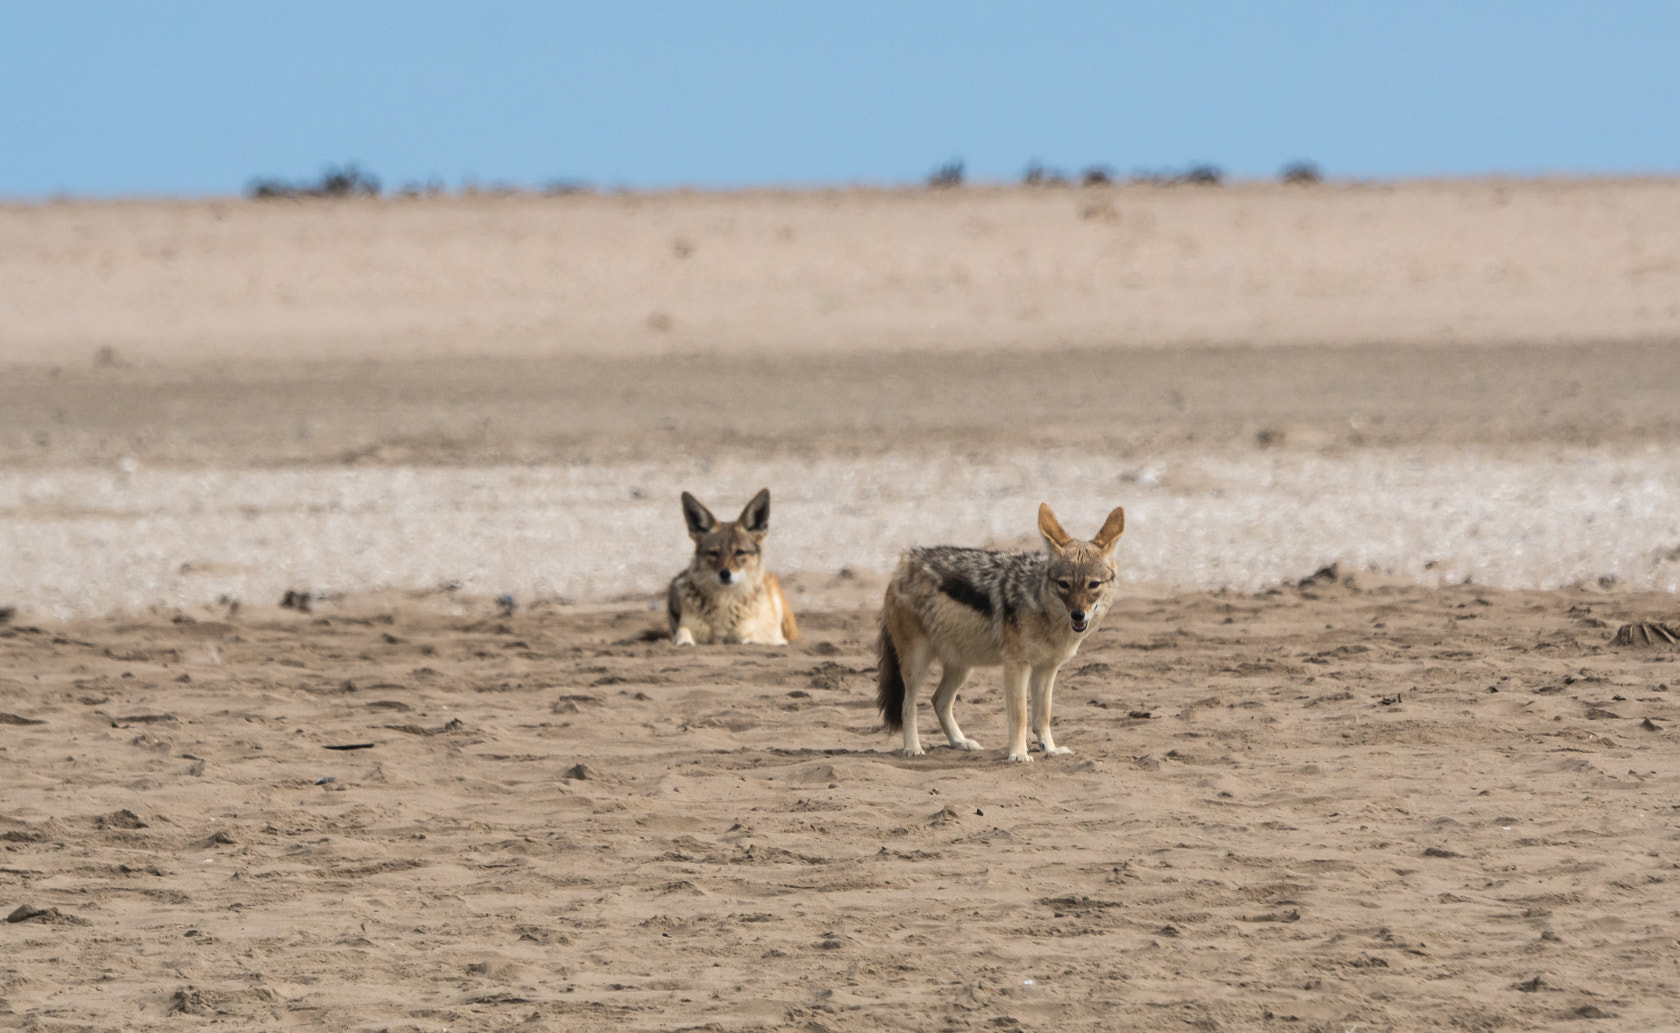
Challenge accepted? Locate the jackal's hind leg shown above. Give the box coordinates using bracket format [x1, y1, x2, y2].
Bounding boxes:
[931, 663, 981, 751]
[899, 639, 935, 757]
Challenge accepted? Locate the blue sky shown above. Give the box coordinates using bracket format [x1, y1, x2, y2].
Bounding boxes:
[3, 2, 1678, 198]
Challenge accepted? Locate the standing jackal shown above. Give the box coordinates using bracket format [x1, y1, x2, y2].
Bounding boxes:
[667, 488, 799, 646]
[877, 503, 1125, 762]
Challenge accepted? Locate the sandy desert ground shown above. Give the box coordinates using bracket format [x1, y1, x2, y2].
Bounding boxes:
[3, 179, 1680, 1031]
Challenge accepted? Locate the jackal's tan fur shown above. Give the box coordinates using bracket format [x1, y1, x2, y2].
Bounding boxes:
[877, 503, 1125, 762]
[667, 488, 799, 646]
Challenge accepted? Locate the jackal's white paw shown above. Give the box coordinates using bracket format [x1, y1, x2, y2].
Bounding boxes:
[1006, 751, 1034, 763]
[902, 745, 927, 758]
[952, 737, 984, 752]
[1038, 745, 1071, 756]
[673, 627, 696, 646]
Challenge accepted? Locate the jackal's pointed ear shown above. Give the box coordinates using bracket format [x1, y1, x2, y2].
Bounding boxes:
[1090, 506, 1126, 555]
[738, 488, 771, 540]
[681, 492, 717, 540]
[1038, 503, 1074, 554]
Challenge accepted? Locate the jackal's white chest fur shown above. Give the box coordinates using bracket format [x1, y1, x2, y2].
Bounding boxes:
[670, 574, 788, 646]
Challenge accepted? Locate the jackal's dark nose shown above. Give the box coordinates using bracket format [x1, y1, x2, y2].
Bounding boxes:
[717, 570, 733, 585]
[1070, 609, 1089, 632]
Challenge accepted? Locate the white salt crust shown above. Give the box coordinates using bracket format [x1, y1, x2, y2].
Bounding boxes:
[3, 445, 1677, 619]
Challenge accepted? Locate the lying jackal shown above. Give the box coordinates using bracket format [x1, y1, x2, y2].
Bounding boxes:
[667, 488, 799, 646]
[877, 503, 1125, 762]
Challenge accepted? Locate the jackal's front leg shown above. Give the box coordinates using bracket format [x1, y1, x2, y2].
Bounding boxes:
[1029, 664, 1071, 755]
[1003, 662, 1032, 762]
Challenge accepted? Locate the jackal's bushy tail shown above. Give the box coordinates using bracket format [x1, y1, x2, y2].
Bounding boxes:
[876, 623, 904, 731]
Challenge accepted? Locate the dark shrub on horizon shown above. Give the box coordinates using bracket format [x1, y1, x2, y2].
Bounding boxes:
[1081, 165, 1114, 187]
[1023, 162, 1070, 187]
[1130, 164, 1224, 186]
[1281, 160, 1323, 184]
[1181, 163, 1222, 185]
[248, 162, 382, 200]
[928, 160, 965, 188]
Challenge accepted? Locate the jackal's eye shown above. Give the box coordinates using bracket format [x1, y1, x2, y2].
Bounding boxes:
[1088, 579, 1103, 589]
[734, 549, 752, 558]
[1056, 579, 1071, 590]
[705, 549, 722, 559]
